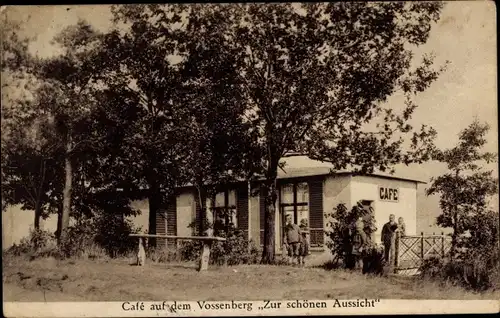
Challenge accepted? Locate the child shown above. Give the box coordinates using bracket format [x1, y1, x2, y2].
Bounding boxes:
[299, 219, 310, 266]
[397, 217, 406, 237]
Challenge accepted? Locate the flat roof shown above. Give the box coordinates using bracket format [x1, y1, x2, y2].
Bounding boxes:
[277, 166, 427, 184]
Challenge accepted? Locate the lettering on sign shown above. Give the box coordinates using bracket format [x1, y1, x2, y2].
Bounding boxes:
[379, 187, 399, 202]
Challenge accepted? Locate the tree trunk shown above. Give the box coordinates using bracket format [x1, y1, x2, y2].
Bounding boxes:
[56, 202, 63, 243]
[60, 141, 73, 246]
[261, 180, 278, 264]
[33, 200, 42, 230]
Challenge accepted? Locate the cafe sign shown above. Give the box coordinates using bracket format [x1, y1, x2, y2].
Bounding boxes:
[379, 186, 399, 202]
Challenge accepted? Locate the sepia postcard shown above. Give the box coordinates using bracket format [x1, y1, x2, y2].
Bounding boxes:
[2, 2, 499, 317]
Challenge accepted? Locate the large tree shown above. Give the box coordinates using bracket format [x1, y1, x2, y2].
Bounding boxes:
[101, 5, 263, 241]
[1, 14, 62, 227]
[183, 3, 446, 262]
[179, 12, 264, 234]
[92, 5, 194, 245]
[33, 20, 105, 243]
[426, 120, 498, 258]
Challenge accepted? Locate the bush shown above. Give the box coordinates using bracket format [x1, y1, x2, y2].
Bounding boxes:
[324, 202, 377, 268]
[362, 246, 386, 275]
[420, 256, 445, 280]
[94, 214, 138, 257]
[58, 214, 140, 258]
[180, 208, 260, 265]
[210, 231, 260, 266]
[420, 249, 500, 292]
[59, 218, 96, 258]
[6, 228, 61, 259]
[179, 225, 260, 266]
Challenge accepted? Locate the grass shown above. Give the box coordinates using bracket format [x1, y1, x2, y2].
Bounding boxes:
[3, 255, 499, 302]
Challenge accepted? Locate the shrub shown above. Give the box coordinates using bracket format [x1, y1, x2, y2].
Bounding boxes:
[180, 215, 260, 266]
[7, 229, 57, 257]
[94, 214, 138, 257]
[178, 230, 260, 265]
[210, 230, 260, 266]
[420, 256, 445, 280]
[324, 202, 377, 268]
[6, 228, 60, 259]
[59, 218, 96, 258]
[420, 247, 500, 291]
[57, 214, 140, 259]
[362, 245, 386, 275]
[180, 208, 260, 265]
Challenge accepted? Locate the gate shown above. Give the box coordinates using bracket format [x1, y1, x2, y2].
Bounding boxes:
[393, 232, 452, 275]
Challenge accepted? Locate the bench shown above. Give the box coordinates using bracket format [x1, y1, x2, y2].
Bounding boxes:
[129, 234, 226, 271]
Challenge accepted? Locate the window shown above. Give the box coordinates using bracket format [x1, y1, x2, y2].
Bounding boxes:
[280, 181, 309, 228]
[211, 190, 237, 233]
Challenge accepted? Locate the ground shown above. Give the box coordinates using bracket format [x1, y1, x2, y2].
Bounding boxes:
[3, 256, 499, 302]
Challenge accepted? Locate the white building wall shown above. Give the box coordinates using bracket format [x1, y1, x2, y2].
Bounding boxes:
[323, 175, 352, 246]
[176, 191, 196, 237]
[249, 193, 260, 243]
[350, 176, 418, 244]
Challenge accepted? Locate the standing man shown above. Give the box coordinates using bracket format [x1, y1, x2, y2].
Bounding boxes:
[284, 214, 302, 265]
[381, 214, 398, 263]
[352, 216, 367, 270]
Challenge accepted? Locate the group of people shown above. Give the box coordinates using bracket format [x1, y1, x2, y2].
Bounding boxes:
[283, 214, 311, 266]
[282, 212, 407, 269]
[349, 213, 406, 272]
[381, 214, 406, 262]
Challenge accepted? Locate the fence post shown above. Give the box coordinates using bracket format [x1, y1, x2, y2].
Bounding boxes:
[389, 232, 396, 273]
[420, 232, 424, 265]
[394, 231, 400, 271]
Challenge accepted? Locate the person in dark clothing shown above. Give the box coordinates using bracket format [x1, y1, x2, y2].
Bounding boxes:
[381, 214, 398, 262]
[284, 214, 302, 265]
[352, 216, 367, 270]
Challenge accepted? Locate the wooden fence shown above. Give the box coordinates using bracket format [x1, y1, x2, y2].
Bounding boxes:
[393, 232, 452, 275]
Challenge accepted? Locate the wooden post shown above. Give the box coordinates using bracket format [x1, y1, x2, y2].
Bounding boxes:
[394, 231, 400, 270]
[420, 232, 424, 265]
[138, 237, 145, 266]
[389, 232, 396, 273]
[198, 241, 211, 271]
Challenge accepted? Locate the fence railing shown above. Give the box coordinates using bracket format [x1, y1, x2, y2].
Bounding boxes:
[392, 232, 452, 274]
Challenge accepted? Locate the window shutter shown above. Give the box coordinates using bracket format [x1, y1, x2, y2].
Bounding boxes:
[195, 191, 202, 236]
[237, 185, 249, 238]
[166, 195, 177, 248]
[156, 208, 167, 248]
[308, 179, 324, 246]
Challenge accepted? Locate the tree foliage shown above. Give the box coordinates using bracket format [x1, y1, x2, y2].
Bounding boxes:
[175, 3, 446, 262]
[4, 4, 449, 262]
[427, 120, 498, 258]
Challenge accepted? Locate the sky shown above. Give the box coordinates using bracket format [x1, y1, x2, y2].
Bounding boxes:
[2, 2, 498, 242]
